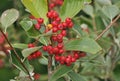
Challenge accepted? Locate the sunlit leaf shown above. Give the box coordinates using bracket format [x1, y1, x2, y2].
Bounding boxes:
[22, 0, 48, 24]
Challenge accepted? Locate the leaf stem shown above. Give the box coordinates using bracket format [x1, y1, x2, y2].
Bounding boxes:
[95, 14, 120, 41]
[0, 27, 32, 80]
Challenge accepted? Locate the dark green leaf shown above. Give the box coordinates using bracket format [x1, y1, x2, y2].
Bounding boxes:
[50, 65, 73, 81]
[27, 27, 40, 38]
[10, 50, 26, 73]
[22, 46, 41, 58]
[22, 0, 48, 24]
[0, 9, 19, 31]
[64, 37, 102, 54]
[68, 71, 87, 81]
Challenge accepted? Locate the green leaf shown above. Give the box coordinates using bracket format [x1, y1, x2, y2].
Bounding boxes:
[60, 0, 84, 21]
[22, 0, 48, 24]
[68, 71, 87, 81]
[64, 37, 102, 54]
[39, 36, 51, 45]
[97, 38, 112, 52]
[20, 19, 33, 31]
[12, 43, 28, 49]
[10, 50, 26, 73]
[96, 0, 112, 6]
[22, 46, 41, 58]
[27, 27, 40, 38]
[113, 65, 120, 81]
[0, 9, 19, 31]
[102, 5, 120, 20]
[20, 19, 40, 38]
[50, 65, 73, 81]
[84, 0, 92, 3]
[83, 5, 94, 17]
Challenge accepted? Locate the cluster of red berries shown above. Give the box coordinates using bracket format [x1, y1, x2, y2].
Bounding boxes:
[55, 52, 86, 66]
[27, 43, 42, 60]
[28, 0, 86, 65]
[42, 0, 86, 66]
[49, 0, 64, 9]
[29, 16, 44, 30]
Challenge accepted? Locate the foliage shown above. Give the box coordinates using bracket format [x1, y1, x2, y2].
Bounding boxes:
[0, 0, 120, 81]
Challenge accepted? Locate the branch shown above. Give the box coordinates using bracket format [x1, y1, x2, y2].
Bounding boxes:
[47, 0, 53, 81]
[0, 27, 32, 80]
[95, 14, 120, 41]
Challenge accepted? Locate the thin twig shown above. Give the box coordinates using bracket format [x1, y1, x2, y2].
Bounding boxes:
[0, 27, 32, 80]
[95, 14, 120, 41]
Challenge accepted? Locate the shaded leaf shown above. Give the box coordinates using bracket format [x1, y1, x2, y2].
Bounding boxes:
[102, 5, 119, 20]
[27, 27, 40, 38]
[10, 50, 26, 73]
[20, 19, 33, 31]
[12, 43, 28, 49]
[0, 9, 19, 31]
[64, 37, 102, 54]
[68, 71, 87, 81]
[50, 65, 73, 81]
[83, 5, 94, 17]
[39, 36, 50, 46]
[22, 46, 41, 58]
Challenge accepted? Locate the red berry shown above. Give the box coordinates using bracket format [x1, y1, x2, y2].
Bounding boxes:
[68, 22, 74, 28]
[57, 43, 63, 49]
[57, 24, 63, 30]
[65, 57, 71, 64]
[71, 57, 76, 62]
[34, 23, 41, 30]
[62, 22, 67, 29]
[60, 56, 66, 61]
[52, 27, 58, 32]
[34, 73, 40, 80]
[52, 11, 59, 19]
[74, 53, 80, 59]
[43, 46, 47, 51]
[28, 43, 35, 48]
[37, 18, 44, 24]
[57, 39, 63, 43]
[57, 34, 63, 40]
[49, 3, 55, 9]
[55, 17, 61, 23]
[58, 49, 64, 54]
[52, 21, 58, 27]
[51, 35, 57, 41]
[65, 18, 72, 24]
[47, 46, 52, 52]
[36, 51, 42, 57]
[61, 30, 66, 36]
[53, 47, 59, 54]
[55, 55, 60, 61]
